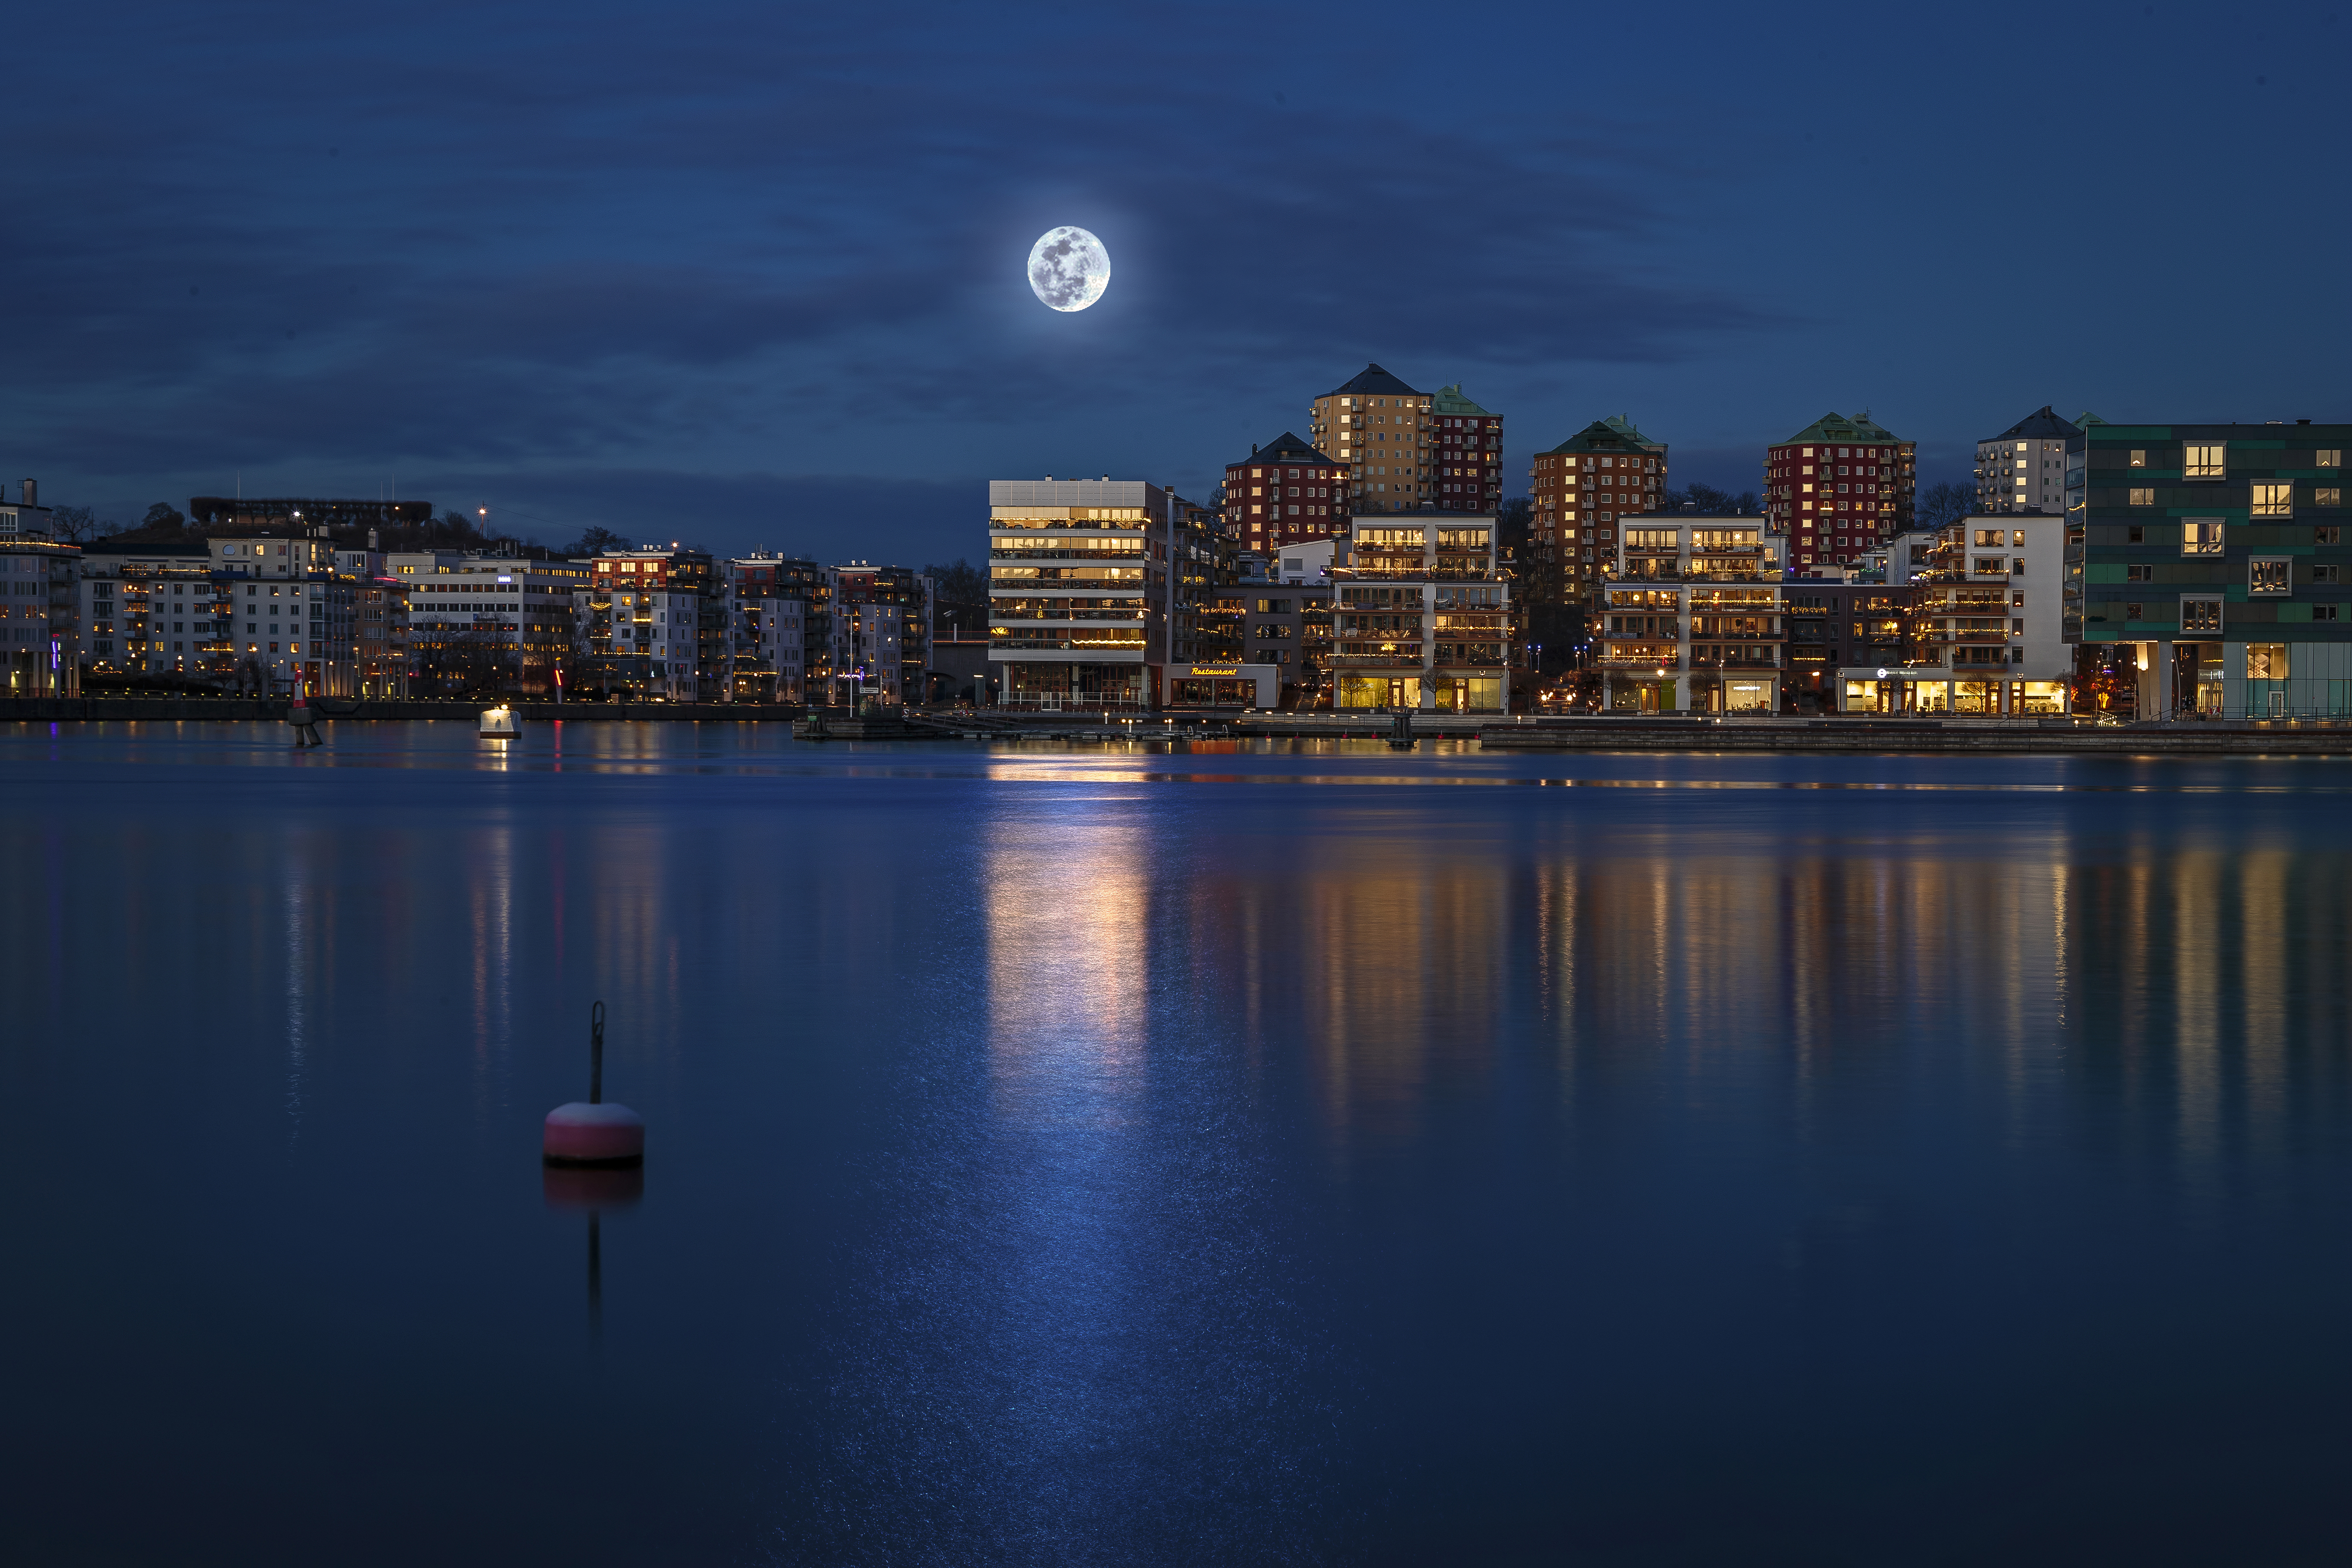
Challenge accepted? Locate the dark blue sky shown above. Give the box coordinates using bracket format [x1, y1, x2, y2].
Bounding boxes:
[11, 1, 2346, 567]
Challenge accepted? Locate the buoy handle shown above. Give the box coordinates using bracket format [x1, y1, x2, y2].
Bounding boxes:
[590, 1000, 605, 1104]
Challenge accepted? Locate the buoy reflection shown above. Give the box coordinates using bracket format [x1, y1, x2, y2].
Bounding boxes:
[544, 1164, 642, 1343]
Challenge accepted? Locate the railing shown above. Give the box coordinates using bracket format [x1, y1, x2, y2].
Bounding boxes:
[1596, 655, 1681, 669]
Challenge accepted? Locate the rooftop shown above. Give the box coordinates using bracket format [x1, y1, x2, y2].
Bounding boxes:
[1542, 418, 1662, 456]
[1231, 432, 1340, 467]
[1431, 383, 1492, 417]
[1321, 363, 1423, 398]
[1982, 405, 2082, 443]
[989, 479, 1156, 509]
[1778, 410, 1908, 446]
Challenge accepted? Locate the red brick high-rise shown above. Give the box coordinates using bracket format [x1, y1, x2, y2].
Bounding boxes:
[1763, 412, 1917, 571]
[1222, 432, 1346, 550]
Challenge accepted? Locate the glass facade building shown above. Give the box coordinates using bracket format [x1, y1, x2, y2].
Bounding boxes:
[2067, 421, 2352, 719]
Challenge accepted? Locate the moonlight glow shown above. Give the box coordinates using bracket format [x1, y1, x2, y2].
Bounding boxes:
[1027, 226, 1110, 312]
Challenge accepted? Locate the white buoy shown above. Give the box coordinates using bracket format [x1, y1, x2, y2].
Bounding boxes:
[480, 705, 520, 739]
[544, 1002, 643, 1167]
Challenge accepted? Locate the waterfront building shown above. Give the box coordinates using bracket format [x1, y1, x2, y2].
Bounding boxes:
[1231, 544, 1336, 709]
[721, 555, 820, 702]
[1169, 498, 1239, 668]
[1764, 413, 1918, 569]
[573, 547, 713, 701]
[1431, 384, 1505, 513]
[1, 484, 76, 696]
[1223, 433, 1346, 551]
[987, 478, 1172, 712]
[355, 574, 409, 697]
[826, 562, 933, 707]
[1528, 417, 1669, 608]
[2066, 418, 2352, 718]
[1332, 510, 1513, 711]
[1976, 406, 2090, 515]
[76, 541, 230, 680]
[1780, 583, 1911, 711]
[388, 552, 586, 697]
[1838, 511, 2070, 715]
[1307, 365, 1435, 514]
[1601, 515, 1785, 713]
[219, 572, 367, 694]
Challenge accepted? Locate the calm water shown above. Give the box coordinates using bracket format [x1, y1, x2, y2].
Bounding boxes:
[6, 720, 2352, 1566]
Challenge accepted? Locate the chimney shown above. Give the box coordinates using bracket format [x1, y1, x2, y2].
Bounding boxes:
[21, 479, 34, 506]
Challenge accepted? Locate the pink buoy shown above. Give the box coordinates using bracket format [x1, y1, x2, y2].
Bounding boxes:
[543, 1101, 645, 1166]
[543, 1002, 644, 1167]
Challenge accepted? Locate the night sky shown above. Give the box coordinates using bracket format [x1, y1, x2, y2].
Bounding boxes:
[13, 1, 2346, 567]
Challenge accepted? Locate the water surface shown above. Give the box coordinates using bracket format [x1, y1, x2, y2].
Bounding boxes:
[4, 720, 2349, 1566]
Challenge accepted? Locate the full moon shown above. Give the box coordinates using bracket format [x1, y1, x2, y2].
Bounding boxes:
[1027, 226, 1109, 312]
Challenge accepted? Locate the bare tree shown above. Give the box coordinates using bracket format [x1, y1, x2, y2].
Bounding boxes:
[1664, 483, 1761, 515]
[1917, 481, 1977, 530]
[48, 505, 107, 543]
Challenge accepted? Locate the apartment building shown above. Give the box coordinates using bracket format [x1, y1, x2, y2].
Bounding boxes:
[1331, 511, 1512, 712]
[211, 536, 334, 577]
[1529, 417, 1669, 606]
[1431, 384, 1505, 512]
[1781, 584, 1910, 712]
[987, 478, 1171, 711]
[1977, 407, 2092, 515]
[1838, 512, 2070, 715]
[391, 552, 585, 696]
[2067, 419, 2352, 718]
[1170, 499, 1239, 667]
[355, 574, 409, 697]
[1232, 543, 1336, 709]
[1601, 517, 1786, 713]
[574, 547, 713, 700]
[828, 562, 932, 706]
[1764, 413, 1918, 569]
[1222, 433, 1346, 551]
[1, 484, 75, 695]
[723, 555, 821, 702]
[1308, 365, 1434, 514]
[76, 540, 223, 679]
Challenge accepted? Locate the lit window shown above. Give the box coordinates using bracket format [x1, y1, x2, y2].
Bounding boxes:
[2318, 488, 2343, 508]
[2129, 449, 2147, 467]
[2129, 488, 2155, 506]
[2183, 443, 2226, 479]
[2250, 558, 2292, 595]
[2247, 643, 2290, 679]
[2319, 449, 2342, 468]
[2251, 483, 2293, 517]
[2182, 520, 2224, 555]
